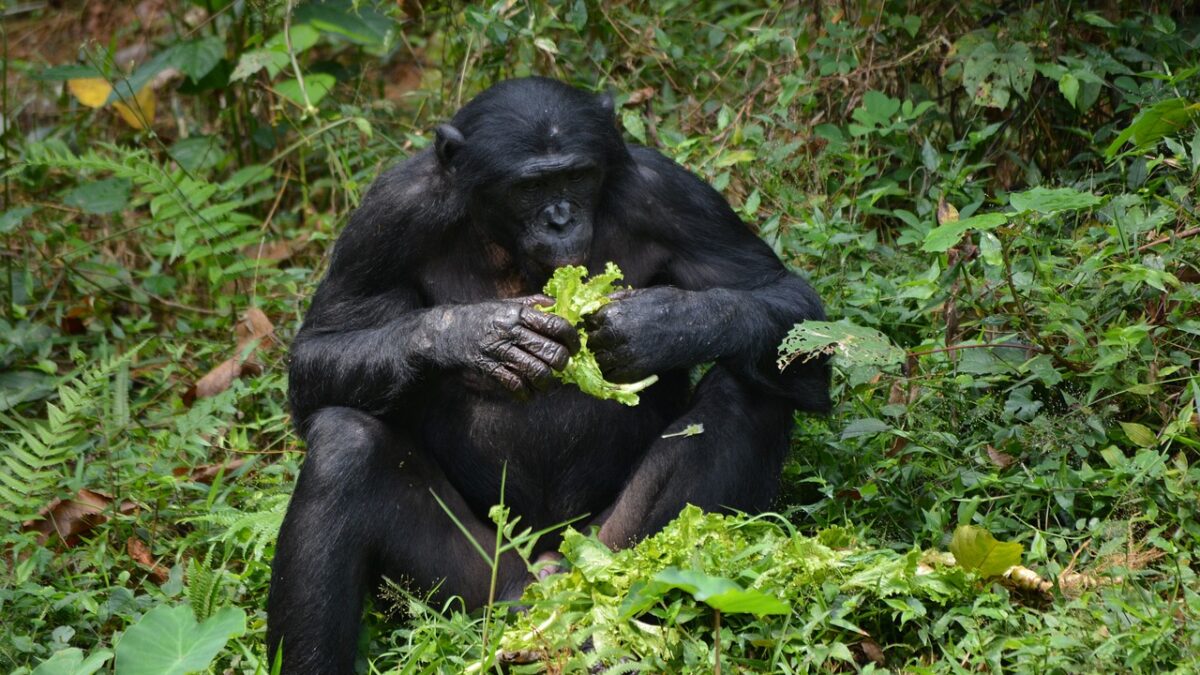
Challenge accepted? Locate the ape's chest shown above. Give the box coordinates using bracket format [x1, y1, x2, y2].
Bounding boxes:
[418, 373, 686, 527]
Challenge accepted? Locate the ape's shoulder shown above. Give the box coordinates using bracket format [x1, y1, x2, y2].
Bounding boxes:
[356, 149, 464, 228]
[328, 149, 464, 283]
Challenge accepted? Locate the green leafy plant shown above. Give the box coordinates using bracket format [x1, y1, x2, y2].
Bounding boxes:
[541, 263, 658, 405]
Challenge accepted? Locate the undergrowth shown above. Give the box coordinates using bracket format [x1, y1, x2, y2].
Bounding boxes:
[1, 1, 1198, 673]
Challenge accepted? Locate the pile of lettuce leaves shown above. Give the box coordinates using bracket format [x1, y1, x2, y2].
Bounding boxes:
[541, 262, 658, 405]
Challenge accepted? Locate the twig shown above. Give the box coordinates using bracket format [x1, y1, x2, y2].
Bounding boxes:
[1137, 226, 1200, 252]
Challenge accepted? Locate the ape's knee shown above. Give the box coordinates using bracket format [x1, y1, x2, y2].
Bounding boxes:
[300, 407, 392, 487]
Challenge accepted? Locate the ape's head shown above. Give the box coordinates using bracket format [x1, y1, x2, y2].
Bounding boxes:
[434, 77, 629, 275]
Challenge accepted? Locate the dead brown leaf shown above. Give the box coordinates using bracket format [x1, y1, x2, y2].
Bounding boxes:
[936, 196, 959, 225]
[172, 459, 246, 484]
[624, 87, 656, 107]
[126, 536, 169, 583]
[184, 308, 274, 406]
[241, 236, 308, 263]
[23, 488, 137, 547]
[986, 445, 1016, 470]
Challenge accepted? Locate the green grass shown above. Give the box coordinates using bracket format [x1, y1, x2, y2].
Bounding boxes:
[1, 1, 1198, 673]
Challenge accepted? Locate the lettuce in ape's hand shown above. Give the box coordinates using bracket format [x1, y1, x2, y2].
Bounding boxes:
[542, 263, 658, 406]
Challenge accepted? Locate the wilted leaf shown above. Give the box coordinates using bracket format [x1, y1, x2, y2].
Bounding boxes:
[114, 605, 245, 675]
[986, 445, 1016, 470]
[624, 87, 656, 106]
[172, 459, 246, 484]
[184, 309, 274, 406]
[778, 321, 905, 370]
[949, 525, 1023, 578]
[936, 197, 959, 225]
[22, 489, 138, 547]
[126, 537, 169, 584]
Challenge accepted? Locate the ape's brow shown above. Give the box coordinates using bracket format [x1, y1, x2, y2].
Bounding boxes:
[515, 154, 596, 178]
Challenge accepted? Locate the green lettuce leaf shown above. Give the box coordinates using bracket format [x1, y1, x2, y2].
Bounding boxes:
[541, 263, 658, 406]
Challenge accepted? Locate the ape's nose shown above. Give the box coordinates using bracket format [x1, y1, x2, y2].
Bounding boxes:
[546, 200, 573, 229]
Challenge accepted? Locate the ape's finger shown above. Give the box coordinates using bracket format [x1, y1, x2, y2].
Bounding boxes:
[519, 306, 581, 354]
[498, 344, 555, 390]
[520, 294, 556, 307]
[606, 288, 640, 302]
[486, 362, 531, 398]
[512, 326, 571, 371]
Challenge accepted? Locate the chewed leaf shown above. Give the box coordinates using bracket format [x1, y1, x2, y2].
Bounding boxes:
[778, 321, 905, 370]
[541, 263, 656, 405]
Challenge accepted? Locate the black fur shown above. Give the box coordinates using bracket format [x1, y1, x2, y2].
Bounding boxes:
[268, 77, 829, 673]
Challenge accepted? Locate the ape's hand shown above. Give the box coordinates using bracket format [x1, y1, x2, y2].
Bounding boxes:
[436, 296, 580, 396]
[584, 287, 726, 382]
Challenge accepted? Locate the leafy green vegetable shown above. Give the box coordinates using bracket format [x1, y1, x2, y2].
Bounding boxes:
[541, 263, 658, 406]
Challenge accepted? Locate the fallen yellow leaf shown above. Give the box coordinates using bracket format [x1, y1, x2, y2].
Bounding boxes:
[114, 86, 156, 130]
[67, 78, 113, 108]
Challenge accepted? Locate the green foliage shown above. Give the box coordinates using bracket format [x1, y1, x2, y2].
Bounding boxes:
[113, 605, 245, 675]
[949, 525, 1024, 578]
[542, 263, 658, 405]
[3, 0, 1200, 672]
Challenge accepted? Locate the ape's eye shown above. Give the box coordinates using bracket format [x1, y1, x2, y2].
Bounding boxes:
[522, 180, 542, 193]
[568, 171, 586, 184]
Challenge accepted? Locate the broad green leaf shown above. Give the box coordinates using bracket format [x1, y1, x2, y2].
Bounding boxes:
[35, 64, 104, 81]
[63, 178, 131, 215]
[1105, 98, 1200, 159]
[1009, 186, 1101, 214]
[230, 50, 288, 82]
[114, 605, 245, 675]
[949, 525, 1023, 578]
[276, 73, 336, 107]
[294, 1, 391, 47]
[1120, 421, 1158, 448]
[32, 648, 113, 675]
[1059, 72, 1080, 107]
[621, 110, 646, 143]
[165, 38, 225, 81]
[0, 206, 34, 235]
[778, 320, 905, 370]
[624, 567, 790, 617]
[921, 212, 1008, 252]
[962, 41, 1035, 110]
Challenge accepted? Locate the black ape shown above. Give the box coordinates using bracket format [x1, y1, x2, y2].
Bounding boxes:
[268, 77, 829, 673]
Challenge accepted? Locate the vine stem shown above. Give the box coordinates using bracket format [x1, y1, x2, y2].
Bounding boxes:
[998, 229, 1086, 373]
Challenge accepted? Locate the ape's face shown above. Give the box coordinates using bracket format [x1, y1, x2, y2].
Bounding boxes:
[497, 157, 603, 272]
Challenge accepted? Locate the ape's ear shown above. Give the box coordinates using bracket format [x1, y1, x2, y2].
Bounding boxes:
[434, 124, 465, 168]
[597, 91, 615, 122]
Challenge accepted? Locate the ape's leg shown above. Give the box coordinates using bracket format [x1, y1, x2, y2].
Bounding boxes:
[597, 365, 796, 547]
[267, 407, 528, 674]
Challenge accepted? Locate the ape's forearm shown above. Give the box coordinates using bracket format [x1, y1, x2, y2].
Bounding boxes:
[698, 275, 829, 407]
[288, 309, 445, 429]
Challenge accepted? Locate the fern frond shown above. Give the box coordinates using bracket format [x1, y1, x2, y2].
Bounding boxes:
[0, 344, 146, 523]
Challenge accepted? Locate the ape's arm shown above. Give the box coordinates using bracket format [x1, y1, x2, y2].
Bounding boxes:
[288, 158, 577, 431]
[587, 147, 829, 411]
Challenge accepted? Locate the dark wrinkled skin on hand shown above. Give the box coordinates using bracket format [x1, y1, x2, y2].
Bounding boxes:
[584, 287, 728, 383]
[446, 296, 580, 396]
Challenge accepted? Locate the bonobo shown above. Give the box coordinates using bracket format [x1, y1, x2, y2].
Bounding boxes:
[268, 77, 829, 673]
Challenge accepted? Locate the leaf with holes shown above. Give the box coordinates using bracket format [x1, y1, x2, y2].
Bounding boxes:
[778, 321, 905, 370]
